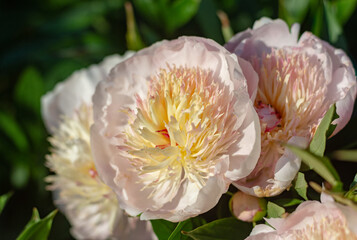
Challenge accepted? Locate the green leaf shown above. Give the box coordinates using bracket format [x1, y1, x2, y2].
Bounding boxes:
[217, 10, 233, 43]
[286, 145, 342, 189]
[42, 1, 124, 33]
[273, 198, 303, 207]
[11, 163, 30, 189]
[0, 112, 28, 151]
[190, 216, 206, 228]
[0, 191, 13, 215]
[195, 0, 224, 43]
[333, 149, 357, 162]
[133, 0, 201, 34]
[309, 104, 339, 157]
[312, 2, 324, 37]
[168, 219, 193, 240]
[125, 2, 145, 50]
[279, 0, 310, 26]
[133, 0, 162, 27]
[324, 0, 343, 43]
[345, 174, 357, 202]
[22, 208, 41, 231]
[267, 202, 285, 218]
[151, 219, 177, 240]
[294, 172, 308, 200]
[351, 173, 357, 189]
[166, 0, 201, 34]
[183, 217, 252, 240]
[333, 0, 357, 26]
[17, 209, 57, 240]
[151, 217, 204, 240]
[14, 67, 44, 114]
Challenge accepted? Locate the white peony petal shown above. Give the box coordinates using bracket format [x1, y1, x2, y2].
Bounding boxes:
[91, 36, 260, 221]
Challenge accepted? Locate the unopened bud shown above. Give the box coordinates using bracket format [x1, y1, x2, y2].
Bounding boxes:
[230, 191, 267, 222]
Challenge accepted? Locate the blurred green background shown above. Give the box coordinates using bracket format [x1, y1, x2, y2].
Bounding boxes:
[0, 0, 356, 239]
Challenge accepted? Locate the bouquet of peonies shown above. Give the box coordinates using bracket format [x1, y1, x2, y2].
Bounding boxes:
[41, 18, 357, 240]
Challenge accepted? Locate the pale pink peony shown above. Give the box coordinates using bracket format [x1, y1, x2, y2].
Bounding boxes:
[42, 53, 155, 240]
[225, 18, 357, 197]
[231, 191, 267, 222]
[90, 36, 261, 221]
[246, 198, 357, 240]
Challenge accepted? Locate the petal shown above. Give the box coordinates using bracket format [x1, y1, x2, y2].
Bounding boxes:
[250, 224, 276, 236]
[237, 57, 259, 101]
[234, 136, 308, 197]
[335, 202, 357, 235]
[42, 53, 134, 133]
[299, 32, 357, 135]
[225, 100, 261, 181]
[273, 136, 309, 184]
[225, 18, 299, 60]
[91, 36, 260, 221]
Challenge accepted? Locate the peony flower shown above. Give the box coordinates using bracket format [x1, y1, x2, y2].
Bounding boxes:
[231, 191, 266, 222]
[42, 53, 155, 240]
[225, 18, 357, 197]
[246, 197, 357, 240]
[90, 36, 261, 222]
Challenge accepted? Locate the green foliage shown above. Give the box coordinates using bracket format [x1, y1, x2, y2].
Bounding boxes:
[334, 0, 357, 25]
[125, 2, 145, 50]
[287, 104, 343, 190]
[217, 11, 234, 42]
[324, 0, 343, 43]
[279, 0, 310, 25]
[168, 220, 193, 240]
[351, 173, 357, 189]
[0, 192, 13, 215]
[166, 0, 201, 34]
[272, 198, 303, 207]
[287, 145, 342, 190]
[42, 0, 124, 33]
[0, 112, 28, 151]
[196, 0, 224, 43]
[267, 202, 285, 218]
[183, 217, 252, 240]
[312, 1, 324, 37]
[151, 217, 205, 240]
[17, 209, 57, 240]
[133, 0, 201, 34]
[322, 0, 357, 42]
[345, 174, 357, 202]
[309, 104, 339, 157]
[151, 219, 177, 240]
[333, 149, 357, 162]
[294, 172, 308, 200]
[11, 162, 31, 189]
[14, 67, 44, 115]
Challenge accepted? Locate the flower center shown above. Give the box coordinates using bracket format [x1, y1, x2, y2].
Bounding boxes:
[255, 101, 281, 133]
[236, 49, 331, 196]
[155, 128, 177, 149]
[122, 66, 239, 199]
[46, 103, 117, 208]
[252, 49, 329, 142]
[292, 215, 357, 240]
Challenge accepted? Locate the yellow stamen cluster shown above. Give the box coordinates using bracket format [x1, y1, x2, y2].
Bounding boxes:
[46, 104, 117, 217]
[293, 215, 357, 240]
[123, 66, 239, 199]
[255, 49, 328, 144]
[239, 49, 330, 195]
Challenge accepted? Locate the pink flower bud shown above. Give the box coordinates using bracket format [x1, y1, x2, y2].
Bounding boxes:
[231, 191, 267, 222]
